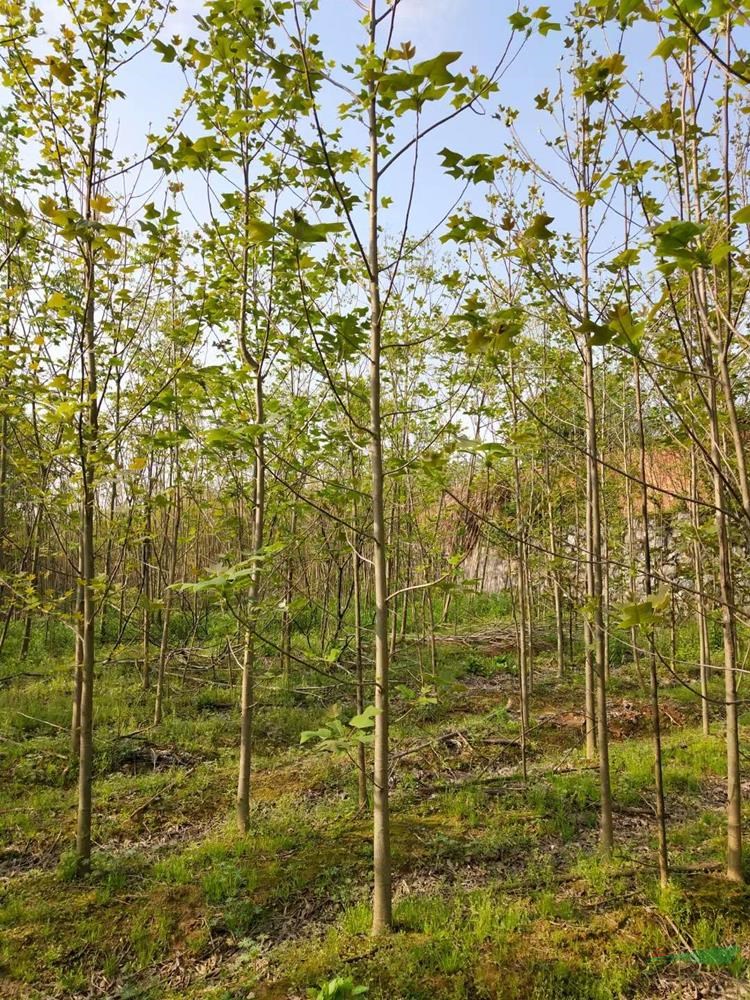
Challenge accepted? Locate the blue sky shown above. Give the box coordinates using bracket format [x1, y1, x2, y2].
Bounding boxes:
[32, 0, 675, 248]
[294, 0, 667, 249]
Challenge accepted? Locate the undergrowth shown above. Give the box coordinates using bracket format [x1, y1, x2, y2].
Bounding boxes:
[1, 617, 748, 999]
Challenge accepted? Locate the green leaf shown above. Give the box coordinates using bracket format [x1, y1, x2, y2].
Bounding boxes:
[348, 705, 379, 730]
[439, 149, 504, 184]
[619, 0, 641, 16]
[300, 727, 332, 745]
[607, 302, 644, 351]
[441, 212, 500, 245]
[653, 218, 707, 271]
[412, 51, 461, 86]
[580, 318, 614, 346]
[651, 36, 684, 59]
[46, 292, 72, 312]
[193, 48, 211, 71]
[619, 601, 652, 630]
[153, 38, 177, 63]
[416, 686, 438, 706]
[247, 218, 277, 243]
[710, 242, 731, 266]
[90, 194, 114, 215]
[508, 11, 532, 30]
[252, 89, 272, 108]
[0, 193, 26, 220]
[48, 57, 75, 86]
[287, 216, 345, 243]
[733, 206, 750, 224]
[525, 213, 555, 240]
[54, 400, 80, 421]
[618, 589, 670, 630]
[456, 437, 512, 459]
[606, 247, 640, 271]
[574, 53, 626, 104]
[39, 196, 58, 219]
[654, 219, 703, 243]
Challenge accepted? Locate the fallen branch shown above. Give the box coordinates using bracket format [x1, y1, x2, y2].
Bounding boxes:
[0, 671, 44, 687]
[126, 767, 197, 821]
[14, 712, 65, 732]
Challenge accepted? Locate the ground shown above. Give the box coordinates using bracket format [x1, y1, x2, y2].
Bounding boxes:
[1, 631, 750, 999]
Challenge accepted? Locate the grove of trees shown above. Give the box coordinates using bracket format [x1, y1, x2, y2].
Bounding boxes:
[2, 1, 750, 997]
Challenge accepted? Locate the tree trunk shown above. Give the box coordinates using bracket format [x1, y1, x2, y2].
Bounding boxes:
[703, 338, 743, 882]
[691, 445, 711, 735]
[142, 484, 152, 691]
[353, 532, 368, 813]
[70, 550, 84, 760]
[237, 370, 265, 833]
[635, 359, 669, 888]
[154, 456, 180, 727]
[75, 238, 98, 875]
[579, 137, 613, 849]
[368, 13, 392, 931]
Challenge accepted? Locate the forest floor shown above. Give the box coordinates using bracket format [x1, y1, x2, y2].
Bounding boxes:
[1, 635, 750, 999]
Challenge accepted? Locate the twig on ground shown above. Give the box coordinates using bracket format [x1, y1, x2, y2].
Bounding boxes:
[126, 767, 197, 821]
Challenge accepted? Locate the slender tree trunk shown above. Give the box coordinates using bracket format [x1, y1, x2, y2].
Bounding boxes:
[99, 372, 121, 645]
[75, 238, 98, 874]
[237, 368, 265, 831]
[524, 548, 534, 696]
[387, 493, 399, 659]
[154, 455, 180, 726]
[584, 336, 613, 855]
[20, 530, 39, 660]
[691, 445, 711, 735]
[622, 391, 644, 689]
[546, 490, 565, 679]
[703, 339, 743, 882]
[579, 118, 613, 848]
[510, 359, 529, 732]
[0, 411, 7, 588]
[142, 483, 152, 691]
[281, 506, 296, 686]
[236, 128, 267, 833]
[583, 465, 597, 759]
[70, 550, 84, 760]
[682, 45, 743, 877]
[367, 16, 392, 931]
[353, 532, 368, 813]
[635, 359, 669, 888]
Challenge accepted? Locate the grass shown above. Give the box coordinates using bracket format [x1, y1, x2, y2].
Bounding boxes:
[1, 614, 749, 999]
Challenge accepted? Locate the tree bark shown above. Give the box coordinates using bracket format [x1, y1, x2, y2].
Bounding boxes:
[368, 6, 392, 931]
[635, 358, 669, 888]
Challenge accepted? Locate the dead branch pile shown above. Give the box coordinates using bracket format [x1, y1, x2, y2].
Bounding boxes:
[439, 620, 556, 653]
[110, 737, 202, 775]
